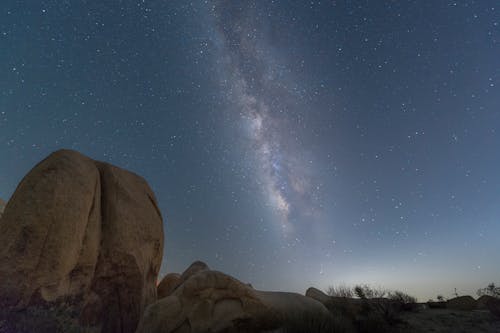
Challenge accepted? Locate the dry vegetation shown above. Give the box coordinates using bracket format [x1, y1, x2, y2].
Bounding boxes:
[318, 283, 500, 333]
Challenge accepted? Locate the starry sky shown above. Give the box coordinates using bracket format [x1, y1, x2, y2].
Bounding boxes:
[1, 1, 499, 301]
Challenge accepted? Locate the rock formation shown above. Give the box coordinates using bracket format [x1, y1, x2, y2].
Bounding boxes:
[137, 261, 330, 333]
[305, 286, 331, 305]
[0, 149, 164, 333]
[446, 295, 477, 310]
[157, 273, 181, 299]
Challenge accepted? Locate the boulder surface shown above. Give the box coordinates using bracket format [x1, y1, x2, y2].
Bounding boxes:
[157, 273, 181, 299]
[0, 150, 101, 308]
[0, 149, 164, 333]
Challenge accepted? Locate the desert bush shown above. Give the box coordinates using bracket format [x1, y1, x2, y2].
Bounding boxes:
[359, 290, 416, 330]
[353, 284, 387, 299]
[388, 290, 418, 312]
[352, 298, 405, 333]
[354, 285, 366, 300]
[323, 297, 363, 321]
[326, 285, 353, 298]
[477, 283, 500, 298]
[322, 284, 416, 332]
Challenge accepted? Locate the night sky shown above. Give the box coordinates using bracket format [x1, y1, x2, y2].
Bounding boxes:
[1, 1, 499, 301]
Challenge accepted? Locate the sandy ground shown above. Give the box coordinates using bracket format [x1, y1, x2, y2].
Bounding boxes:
[397, 308, 500, 333]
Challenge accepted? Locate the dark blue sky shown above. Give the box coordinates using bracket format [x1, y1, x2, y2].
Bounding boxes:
[1, 1, 499, 301]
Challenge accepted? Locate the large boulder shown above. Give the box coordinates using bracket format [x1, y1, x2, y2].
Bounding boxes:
[0, 150, 101, 307]
[446, 296, 476, 311]
[157, 273, 181, 299]
[137, 263, 330, 333]
[0, 149, 164, 333]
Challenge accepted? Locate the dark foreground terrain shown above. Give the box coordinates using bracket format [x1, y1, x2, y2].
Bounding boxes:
[397, 308, 500, 333]
[1, 302, 499, 333]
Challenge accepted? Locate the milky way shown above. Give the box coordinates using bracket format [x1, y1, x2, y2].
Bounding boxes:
[212, 1, 320, 234]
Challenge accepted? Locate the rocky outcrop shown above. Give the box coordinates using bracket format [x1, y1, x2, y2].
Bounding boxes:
[138, 269, 276, 333]
[0, 149, 164, 333]
[137, 262, 330, 333]
[305, 287, 331, 305]
[447, 296, 477, 310]
[157, 273, 181, 299]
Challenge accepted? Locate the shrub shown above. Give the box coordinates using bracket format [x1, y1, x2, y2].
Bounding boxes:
[388, 290, 417, 304]
[354, 285, 366, 300]
[388, 290, 418, 312]
[477, 283, 500, 299]
[326, 285, 353, 298]
[353, 284, 387, 299]
[367, 299, 401, 324]
[323, 297, 363, 321]
[322, 283, 417, 332]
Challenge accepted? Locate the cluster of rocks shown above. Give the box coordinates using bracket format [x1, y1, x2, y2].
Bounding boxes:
[426, 295, 500, 314]
[0, 150, 331, 333]
[139, 261, 329, 333]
